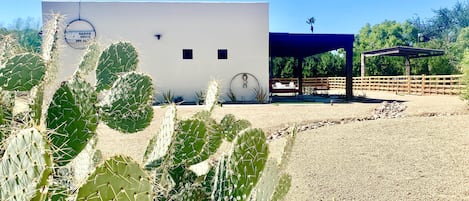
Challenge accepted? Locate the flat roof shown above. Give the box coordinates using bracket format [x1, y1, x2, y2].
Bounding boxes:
[42, 0, 266, 3]
[269, 32, 355, 57]
[362, 46, 444, 58]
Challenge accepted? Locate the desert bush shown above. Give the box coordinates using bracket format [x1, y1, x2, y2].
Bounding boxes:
[195, 90, 205, 105]
[253, 87, 269, 103]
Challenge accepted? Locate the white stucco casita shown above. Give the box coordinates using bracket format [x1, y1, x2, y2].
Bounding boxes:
[42, 1, 269, 102]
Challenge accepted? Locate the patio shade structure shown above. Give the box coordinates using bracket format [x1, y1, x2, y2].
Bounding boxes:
[360, 46, 445, 77]
[269, 33, 355, 99]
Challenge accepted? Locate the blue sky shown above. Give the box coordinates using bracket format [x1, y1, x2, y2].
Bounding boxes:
[0, 0, 462, 34]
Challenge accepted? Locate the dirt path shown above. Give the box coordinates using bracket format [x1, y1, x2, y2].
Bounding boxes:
[96, 92, 468, 162]
[284, 115, 469, 200]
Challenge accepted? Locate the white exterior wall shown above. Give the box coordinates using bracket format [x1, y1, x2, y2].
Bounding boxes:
[42, 1, 269, 102]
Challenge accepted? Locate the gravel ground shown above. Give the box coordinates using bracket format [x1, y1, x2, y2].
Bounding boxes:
[284, 115, 469, 201]
[96, 91, 469, 200]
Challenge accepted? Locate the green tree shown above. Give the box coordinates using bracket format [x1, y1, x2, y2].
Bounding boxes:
[271, 57, 297, 78]
[0, 17, 41, 53]
[411, 1, 469, 42]
[354, 21, 418, 76]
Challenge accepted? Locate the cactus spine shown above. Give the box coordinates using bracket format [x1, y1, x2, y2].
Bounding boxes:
[47, 77, 98, 166]
[0, 128, 52, 201]
[96, 42, 138, 91]
[99, 71, 154, 133]
[0, 53, 45, 91]
[76, 155, 153, 201]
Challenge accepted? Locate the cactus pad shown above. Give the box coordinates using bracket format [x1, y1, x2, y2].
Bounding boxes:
[144, 104, 176, 167]
[228, 129, 269, 201]
[100, 72, 154, 133]
[219, 114, 251, 142]
[0, 53, 45, 91]
[172, 119, 210, 166]
[96, 42, 138, 91]
[204, 80, 220, 112]
[211, 155, 230, 201]
[76, 43, 100, 78]
[29, 85, 44, 125]
[76, 155, 153, 201]
[0, 128, 52, 201]
[46, 78, 98, 166]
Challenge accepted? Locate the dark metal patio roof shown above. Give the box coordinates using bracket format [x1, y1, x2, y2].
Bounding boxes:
[269, 33, 355, 57]
[269, 32, 355, 99]
[362, 46, 444, 59]
[360, 46, 445, 76]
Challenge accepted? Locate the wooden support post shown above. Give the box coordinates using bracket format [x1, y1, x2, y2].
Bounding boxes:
[346, 45, 354, 100]
[421, 74, 426, 95]
[407, 76, 411, 94]
[361, 54, 366, 77]
[405, 56, 411, 76]
[298, 57, 304, 96]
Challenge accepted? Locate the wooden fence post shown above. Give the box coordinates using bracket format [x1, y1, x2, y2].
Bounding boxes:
[407, 76, 411, 94]
[421, 74, 426, 95]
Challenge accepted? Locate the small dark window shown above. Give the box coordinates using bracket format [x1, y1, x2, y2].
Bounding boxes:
[218, 49, 228, 59]
[183, 49, 193, 59]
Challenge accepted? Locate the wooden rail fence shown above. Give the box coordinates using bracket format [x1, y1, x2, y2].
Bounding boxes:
[271, 75, 465, 95]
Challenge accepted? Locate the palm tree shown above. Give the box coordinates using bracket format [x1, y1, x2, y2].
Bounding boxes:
[306, 17, 315, 33]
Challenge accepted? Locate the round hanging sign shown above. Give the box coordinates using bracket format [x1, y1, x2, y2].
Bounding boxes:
[64, 19, 96, 49]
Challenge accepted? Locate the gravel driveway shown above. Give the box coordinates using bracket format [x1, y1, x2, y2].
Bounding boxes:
[96, 91, 469, 200]
[284, 115, 469, 200]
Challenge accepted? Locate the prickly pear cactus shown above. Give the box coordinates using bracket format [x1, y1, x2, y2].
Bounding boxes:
[204, 80, 220, 112]
[76, 43, 100, 79]
[271, 173, 291, 201]
[0, 53, 45, 91]
[0, 128, 52, 201]
[99, 72, 154, 133]
[46, 78, 98, 166]
[227, 129, 269, 201]
[0, 89, 14, 127]
[29, 85, 44, 125]
[172, 119, 212, 166]
[96, 42, 138, 91]
[219, 114, 251, 142]
[211, 154, 230, 201]
[76, 155, 153, 201]
[144, 103, 176, 167]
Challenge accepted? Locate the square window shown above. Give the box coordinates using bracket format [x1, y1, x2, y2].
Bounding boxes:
[183, 49, 193, 59]
[218, 49, 228, 59]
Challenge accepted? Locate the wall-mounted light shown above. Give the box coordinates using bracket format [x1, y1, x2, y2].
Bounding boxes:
[154, 34, 162, 40]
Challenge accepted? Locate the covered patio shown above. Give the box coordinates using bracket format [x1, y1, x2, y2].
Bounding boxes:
[360, 46, 445, 76]
[269, 33, 355, 100]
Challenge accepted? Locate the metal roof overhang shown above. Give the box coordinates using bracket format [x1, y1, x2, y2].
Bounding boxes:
[269, 32, 355, 99]
[269, 33, 355, 57]
[362, 46, 444, 59]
